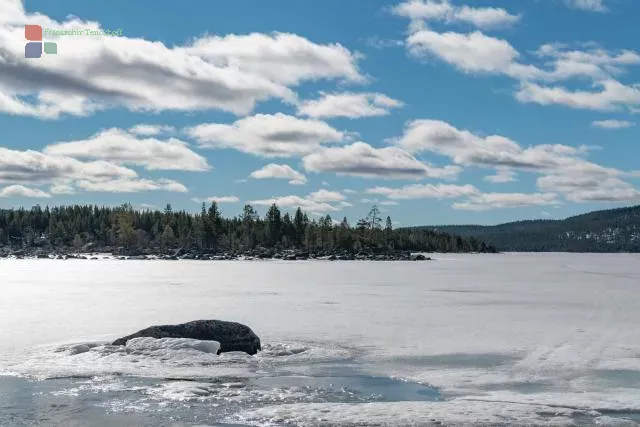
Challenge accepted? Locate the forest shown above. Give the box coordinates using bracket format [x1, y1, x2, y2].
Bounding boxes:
[0, 202, 496, 255]
[424, 204, 640, 252]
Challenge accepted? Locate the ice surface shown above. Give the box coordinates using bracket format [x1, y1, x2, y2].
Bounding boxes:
[125, 336, 221, 355]
[230, 401, 586, 426]
[1, 253, 640, 425]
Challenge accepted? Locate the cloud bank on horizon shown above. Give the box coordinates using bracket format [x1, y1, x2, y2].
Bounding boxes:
[0, 0, 638, 225]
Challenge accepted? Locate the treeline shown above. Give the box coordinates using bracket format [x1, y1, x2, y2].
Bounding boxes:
[0, 203, 496, 254]
[423, 204, 640, 252]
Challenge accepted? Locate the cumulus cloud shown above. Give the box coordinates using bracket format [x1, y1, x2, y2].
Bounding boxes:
[297, 92, 404, 119]
[183, 32, 365, 86]
[537, 174, 640, 202]
[392, 0, 520, 29]
[591, 119, 635, 129]
[192, 196, 240, 203]
[307, 189, 347, 203]
[251, 195, 340, 213]
[395, 2, 640, 113]
[50, 184, 75, 195]
[452, 192, 561, 211]
[250, 189, 349, 213]
[0, 3, 363, 119]
[129, 124, 175, 136]
[516, 80, 640, 111]
[249, 164, 307, 185]
[45, 128, 211, 171]
[407, 29, 520, 74]
[185, 113, 346, 158]
[303, 142, 461, 180]
[0, 147, 137, 184]
[533, 43, 640, 81]
[393, 119, 618, 176]
[0, 185, 51, 198]
[366, 183, 480, 199]
[565, 0, 608, 12]
[484, 168, 518, 183]
[0, 145, 191, 195]
[75, 178, 188, 193]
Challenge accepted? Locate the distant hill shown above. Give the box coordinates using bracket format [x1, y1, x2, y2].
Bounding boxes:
[419, 205, 640, 252]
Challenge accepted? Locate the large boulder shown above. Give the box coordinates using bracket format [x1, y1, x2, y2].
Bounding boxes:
[112, 319, 261, 355]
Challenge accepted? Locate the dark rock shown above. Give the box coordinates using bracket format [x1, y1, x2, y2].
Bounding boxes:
[112, 319, 261, 355]
[411, 253, 427, 261]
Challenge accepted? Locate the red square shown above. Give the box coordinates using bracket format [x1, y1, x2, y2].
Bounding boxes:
[25, 25, 42, 41]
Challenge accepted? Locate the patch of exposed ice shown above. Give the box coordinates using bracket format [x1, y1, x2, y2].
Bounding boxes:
[229, 400, 587, 426]
[125, 337, 221, 355]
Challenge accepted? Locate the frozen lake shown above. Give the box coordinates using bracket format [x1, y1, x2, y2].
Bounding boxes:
[1, 253, 640, 426]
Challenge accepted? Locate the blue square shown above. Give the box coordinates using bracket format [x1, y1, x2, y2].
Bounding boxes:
[25, 42, 42, 58]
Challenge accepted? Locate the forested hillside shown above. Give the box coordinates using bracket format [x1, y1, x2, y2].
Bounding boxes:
[0, 203, 496, 256]
[423, 205, 640, 252]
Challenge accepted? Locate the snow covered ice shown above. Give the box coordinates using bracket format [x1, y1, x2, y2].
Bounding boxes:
[1, 253, 640, 425]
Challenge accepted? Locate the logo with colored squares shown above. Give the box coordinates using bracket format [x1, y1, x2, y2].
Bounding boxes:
[25, 25, 57, 58]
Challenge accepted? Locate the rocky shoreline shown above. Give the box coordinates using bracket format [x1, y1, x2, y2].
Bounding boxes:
[0, 247, 433, 261]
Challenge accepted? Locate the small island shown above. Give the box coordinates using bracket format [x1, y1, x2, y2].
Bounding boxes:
[0, 203, 496, 260]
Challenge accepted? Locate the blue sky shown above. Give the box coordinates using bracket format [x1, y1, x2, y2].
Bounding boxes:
[1, 0, 639, 225]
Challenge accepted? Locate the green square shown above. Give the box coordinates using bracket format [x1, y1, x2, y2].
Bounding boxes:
[44, 42, 57, 54]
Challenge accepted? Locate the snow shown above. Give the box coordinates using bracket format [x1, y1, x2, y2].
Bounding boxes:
[1, 253, 639, 425]
[230, 401, 586, 426]
[125, 336, 221, 355]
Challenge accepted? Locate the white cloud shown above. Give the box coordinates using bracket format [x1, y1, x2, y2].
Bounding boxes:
[45, 128, 211, 171]
[592, 119, 635, 129]
[359, 198, 379, 204]
[363, 36, 404, 50]
[0, 147, 137, 184]
[0, 4, 363, 119]
[537, 174, 640, 202]
[380, 200, 399, 206]
[192, 196, 240, 203]
[533, 44, 640, 81]
[185, 113, 345, 158]
[565, 0, 608, 12]
[183, 32, 365, 86]
[0, 145, 191, 195]
[343, 189, 358, 194]
[75, 178, 188, 193]
[453, 192, 560, 211]
[0, 185, 51, 198]
[249, 164, 307, 185]
[393, 119, 619, 176]
[392, 1, 520, 29]
[297, 92, 404, 119]
[50, 184, 75, 195]
[367, 183, 479, 199]
[303, 142, 461, 180]
[407, 29, 519, 74]
[516, 80, 640, 111]
[395, 3, 640, 113]
[250, 189, 348, 213]
[484, 168, 517, 183]
[129, 124, 175, 136]
[308, 189, 346, 203]
[251, 195, 340, 213]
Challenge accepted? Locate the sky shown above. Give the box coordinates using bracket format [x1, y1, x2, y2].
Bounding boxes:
[1, 0, 639, 226]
